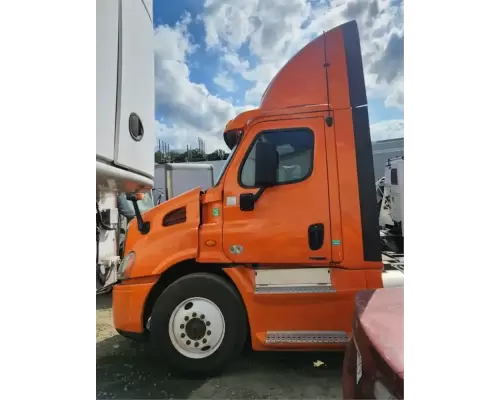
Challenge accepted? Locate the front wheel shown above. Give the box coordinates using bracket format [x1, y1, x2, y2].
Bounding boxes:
[149, 273, 248, 376]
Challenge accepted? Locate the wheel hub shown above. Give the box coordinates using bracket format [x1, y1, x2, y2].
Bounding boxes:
[185, 318, 206, 341]
[168, 297, 225, 359]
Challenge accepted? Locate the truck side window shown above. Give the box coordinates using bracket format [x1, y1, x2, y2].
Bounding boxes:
[240, 128, 314, 187]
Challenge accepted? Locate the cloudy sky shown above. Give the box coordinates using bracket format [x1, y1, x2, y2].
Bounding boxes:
[153, 0, 404, 152]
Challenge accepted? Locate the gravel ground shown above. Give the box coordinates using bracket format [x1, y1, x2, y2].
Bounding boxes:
[97, 293, 344, 399]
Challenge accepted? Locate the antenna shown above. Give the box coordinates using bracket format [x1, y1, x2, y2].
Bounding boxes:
[322, 31, 333, 127]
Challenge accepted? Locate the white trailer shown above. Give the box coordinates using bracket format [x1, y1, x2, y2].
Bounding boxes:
[376, 156, 404, 282]
[377, 156, 404, 233]
[386, 157, 404, 235]
[96, 0, 155, 293]
[153, 163, 215, 204]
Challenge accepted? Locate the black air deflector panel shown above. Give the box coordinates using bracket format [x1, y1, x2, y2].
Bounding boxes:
[341, 21, 381, 262]
[341, 21, 368, 108]
[163, 207, 187, 227]
[351, 106, 382, 262]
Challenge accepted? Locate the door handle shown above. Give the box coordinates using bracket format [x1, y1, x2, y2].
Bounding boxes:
[308, 223, 324, 251]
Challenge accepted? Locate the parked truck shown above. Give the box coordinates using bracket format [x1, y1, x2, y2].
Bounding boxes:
[112, 20, 404, 375]
[153, 163, 215, 205]
[377, 156, 404, 255]
[96, 0, 155, 293]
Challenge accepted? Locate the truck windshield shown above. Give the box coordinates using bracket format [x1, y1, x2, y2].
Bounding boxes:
[213, 141, 239, 186]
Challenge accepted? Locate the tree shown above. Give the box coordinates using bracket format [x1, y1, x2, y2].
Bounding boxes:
[189, 148, 207, 162]
[206, 151, 221, 161]
[173, 152, 187, 163]
[206, 149, 229, 161]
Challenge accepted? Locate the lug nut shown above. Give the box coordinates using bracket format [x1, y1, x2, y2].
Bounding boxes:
[207, 330, 211, 336]
[206, 321, 211, 326]
[200, 314, 205, 319]
[180, 324, 185, 329]
[186, 340, 191, 345]
[181, 333, 185, 338]
[192, 312, 197, 317]
[202, 338, 207, 344]
[184, 316, 189, 321]
[195, 342, 199, 347]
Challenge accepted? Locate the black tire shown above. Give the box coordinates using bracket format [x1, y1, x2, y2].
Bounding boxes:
[149, 272, 248, 377]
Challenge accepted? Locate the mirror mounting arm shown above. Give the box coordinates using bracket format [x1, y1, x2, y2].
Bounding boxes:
[126, 193, 150, 235]
[253, 187, 266, 202]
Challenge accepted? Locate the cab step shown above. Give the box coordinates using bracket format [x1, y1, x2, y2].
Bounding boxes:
[255, 285, 335, 294]
[265, 330, 349, 344]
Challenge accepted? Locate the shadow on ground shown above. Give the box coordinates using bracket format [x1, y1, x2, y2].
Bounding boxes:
[96, 293, 113, 310]
[97, 292, 345, 399]
[97, 334, 344, 399]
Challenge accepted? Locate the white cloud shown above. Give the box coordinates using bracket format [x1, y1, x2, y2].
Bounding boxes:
[154, 13, 244, 151]
[203, 0, 404, 108]
[154, 1, 403, 152]
[213, 71, 236, 92]
[156, 120, 227, 153]
[370, 119, 404, 142]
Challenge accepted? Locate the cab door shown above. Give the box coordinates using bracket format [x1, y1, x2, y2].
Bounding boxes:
[221, 116, 332, 265]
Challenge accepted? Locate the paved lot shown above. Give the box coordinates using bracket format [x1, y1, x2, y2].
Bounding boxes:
[97, 293, 344, 399]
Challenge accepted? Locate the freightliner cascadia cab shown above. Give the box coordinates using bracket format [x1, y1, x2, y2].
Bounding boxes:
[112, 20, 398, 376]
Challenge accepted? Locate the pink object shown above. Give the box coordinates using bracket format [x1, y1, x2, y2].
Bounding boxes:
[342, 287, 404, 399]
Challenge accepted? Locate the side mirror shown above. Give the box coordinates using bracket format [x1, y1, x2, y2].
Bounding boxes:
[239, 141, 278, 212]
[240, 193, 256, 211]
[254, 141, 278, 187]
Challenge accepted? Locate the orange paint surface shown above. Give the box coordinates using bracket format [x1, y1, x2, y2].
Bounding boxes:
[112, 21, 385, 348]
[113, 278, 157, 333]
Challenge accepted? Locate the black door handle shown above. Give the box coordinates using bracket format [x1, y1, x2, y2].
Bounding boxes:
[308, 223, 324, 251]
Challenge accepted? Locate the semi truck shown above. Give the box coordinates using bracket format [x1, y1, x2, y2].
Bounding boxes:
[112, 20, 404, 375]
[96, 0, 155, 293]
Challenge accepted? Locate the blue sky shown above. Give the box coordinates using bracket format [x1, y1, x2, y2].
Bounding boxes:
[153, 0, 404, 152]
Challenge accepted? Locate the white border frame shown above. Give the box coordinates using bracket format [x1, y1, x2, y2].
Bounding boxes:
[1, 0, 499, 398]
[1, 1, 94, 398]
[407, 0, 499, 398]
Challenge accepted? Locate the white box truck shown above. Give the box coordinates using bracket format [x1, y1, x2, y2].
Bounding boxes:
[153, 163, 215, 204]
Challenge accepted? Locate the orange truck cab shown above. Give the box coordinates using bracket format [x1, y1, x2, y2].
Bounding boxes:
[113, 20, 392, 376]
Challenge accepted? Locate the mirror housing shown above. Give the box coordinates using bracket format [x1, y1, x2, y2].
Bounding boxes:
[239, 141, 278, 212]
[254, 141, 278, 187]
[240, 193, 256, 211]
